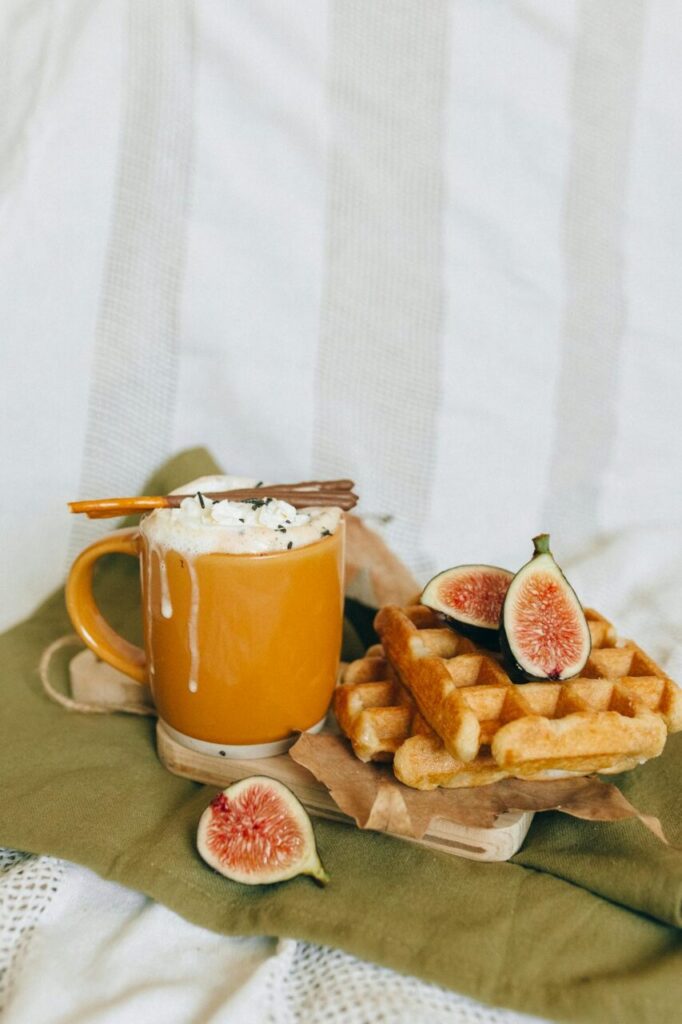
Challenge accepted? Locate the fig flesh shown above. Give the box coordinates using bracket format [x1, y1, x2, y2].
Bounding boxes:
[421, 564, 514, 648]
[501, 534, 591, 682]
[197, 776, 329, 886]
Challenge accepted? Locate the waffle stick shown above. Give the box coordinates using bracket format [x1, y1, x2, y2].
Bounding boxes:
[336, 654, 644, 789]
[333, 606, 442, 762]
[335, 606, 613, 768]
[373, 606, 482, 762]
[334, 681, 413, 763]
[379, 606, 674, 774]
[335, 668, 651, 790]
[336, 605, 681, 789]
[334, 646, 417, 763]
[335, 664, 516, 788]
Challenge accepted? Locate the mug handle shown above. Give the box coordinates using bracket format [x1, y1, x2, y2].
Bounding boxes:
[65, 527, 146, 684]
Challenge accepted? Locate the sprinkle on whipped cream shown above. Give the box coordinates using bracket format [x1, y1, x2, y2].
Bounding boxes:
[188, 494, 312, 531]
[140, 475, 342, 556]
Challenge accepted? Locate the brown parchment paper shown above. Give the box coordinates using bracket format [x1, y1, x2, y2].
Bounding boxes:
[289, 733, 671, 845]
[344, 513, 419, 609]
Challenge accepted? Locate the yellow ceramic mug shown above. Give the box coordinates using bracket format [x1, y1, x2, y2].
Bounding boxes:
[66, 503, 345, 757]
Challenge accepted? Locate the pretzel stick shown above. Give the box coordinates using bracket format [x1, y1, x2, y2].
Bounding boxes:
[69, 480, 358, 519]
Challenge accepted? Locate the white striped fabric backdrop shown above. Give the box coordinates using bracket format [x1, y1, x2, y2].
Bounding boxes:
[1, 0, 681, 667]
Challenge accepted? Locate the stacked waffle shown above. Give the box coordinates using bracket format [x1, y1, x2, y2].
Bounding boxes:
[334, 605, 682, 790]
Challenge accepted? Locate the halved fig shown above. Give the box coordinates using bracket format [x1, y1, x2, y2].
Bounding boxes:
[501, 534, 591, 682]
[197, 776, 329, 886]
[421, 564, 514, 648]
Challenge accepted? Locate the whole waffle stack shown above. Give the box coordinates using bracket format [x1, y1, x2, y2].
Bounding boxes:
[334, 604, 682, 790]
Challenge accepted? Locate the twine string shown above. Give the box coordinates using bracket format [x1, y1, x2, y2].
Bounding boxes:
[39, 634, 156, 717]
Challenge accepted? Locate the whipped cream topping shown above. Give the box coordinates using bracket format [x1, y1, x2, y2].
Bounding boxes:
[140, 475, 342, 555]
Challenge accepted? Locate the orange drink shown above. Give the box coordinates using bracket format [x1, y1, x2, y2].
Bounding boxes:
[140, 530, 344, 747]
[66, 477, 345, 757]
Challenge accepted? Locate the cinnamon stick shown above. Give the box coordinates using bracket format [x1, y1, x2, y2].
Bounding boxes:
[69, 479, 359, 519]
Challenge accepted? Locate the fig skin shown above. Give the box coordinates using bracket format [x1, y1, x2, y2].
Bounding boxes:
[451, 619, 505, 652]
[500, 534, 591, 683]
[499, 626, 534, 683]
[197, 776, 329, 887]
[420, 564, 514, 650]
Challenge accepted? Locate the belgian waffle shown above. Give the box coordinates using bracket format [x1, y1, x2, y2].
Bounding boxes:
[334, 605, 682, 790]
[333, 605, 467, 763]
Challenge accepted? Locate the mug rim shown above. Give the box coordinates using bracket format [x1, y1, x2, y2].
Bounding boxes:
[138, 515, 344, 560]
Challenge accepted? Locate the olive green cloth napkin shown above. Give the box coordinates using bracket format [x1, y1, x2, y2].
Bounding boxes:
[1, 449, 680, 1024]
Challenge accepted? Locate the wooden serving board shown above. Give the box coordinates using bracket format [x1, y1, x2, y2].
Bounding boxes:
[67, 652, 533, 861]
[156, 722, 533, 862]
